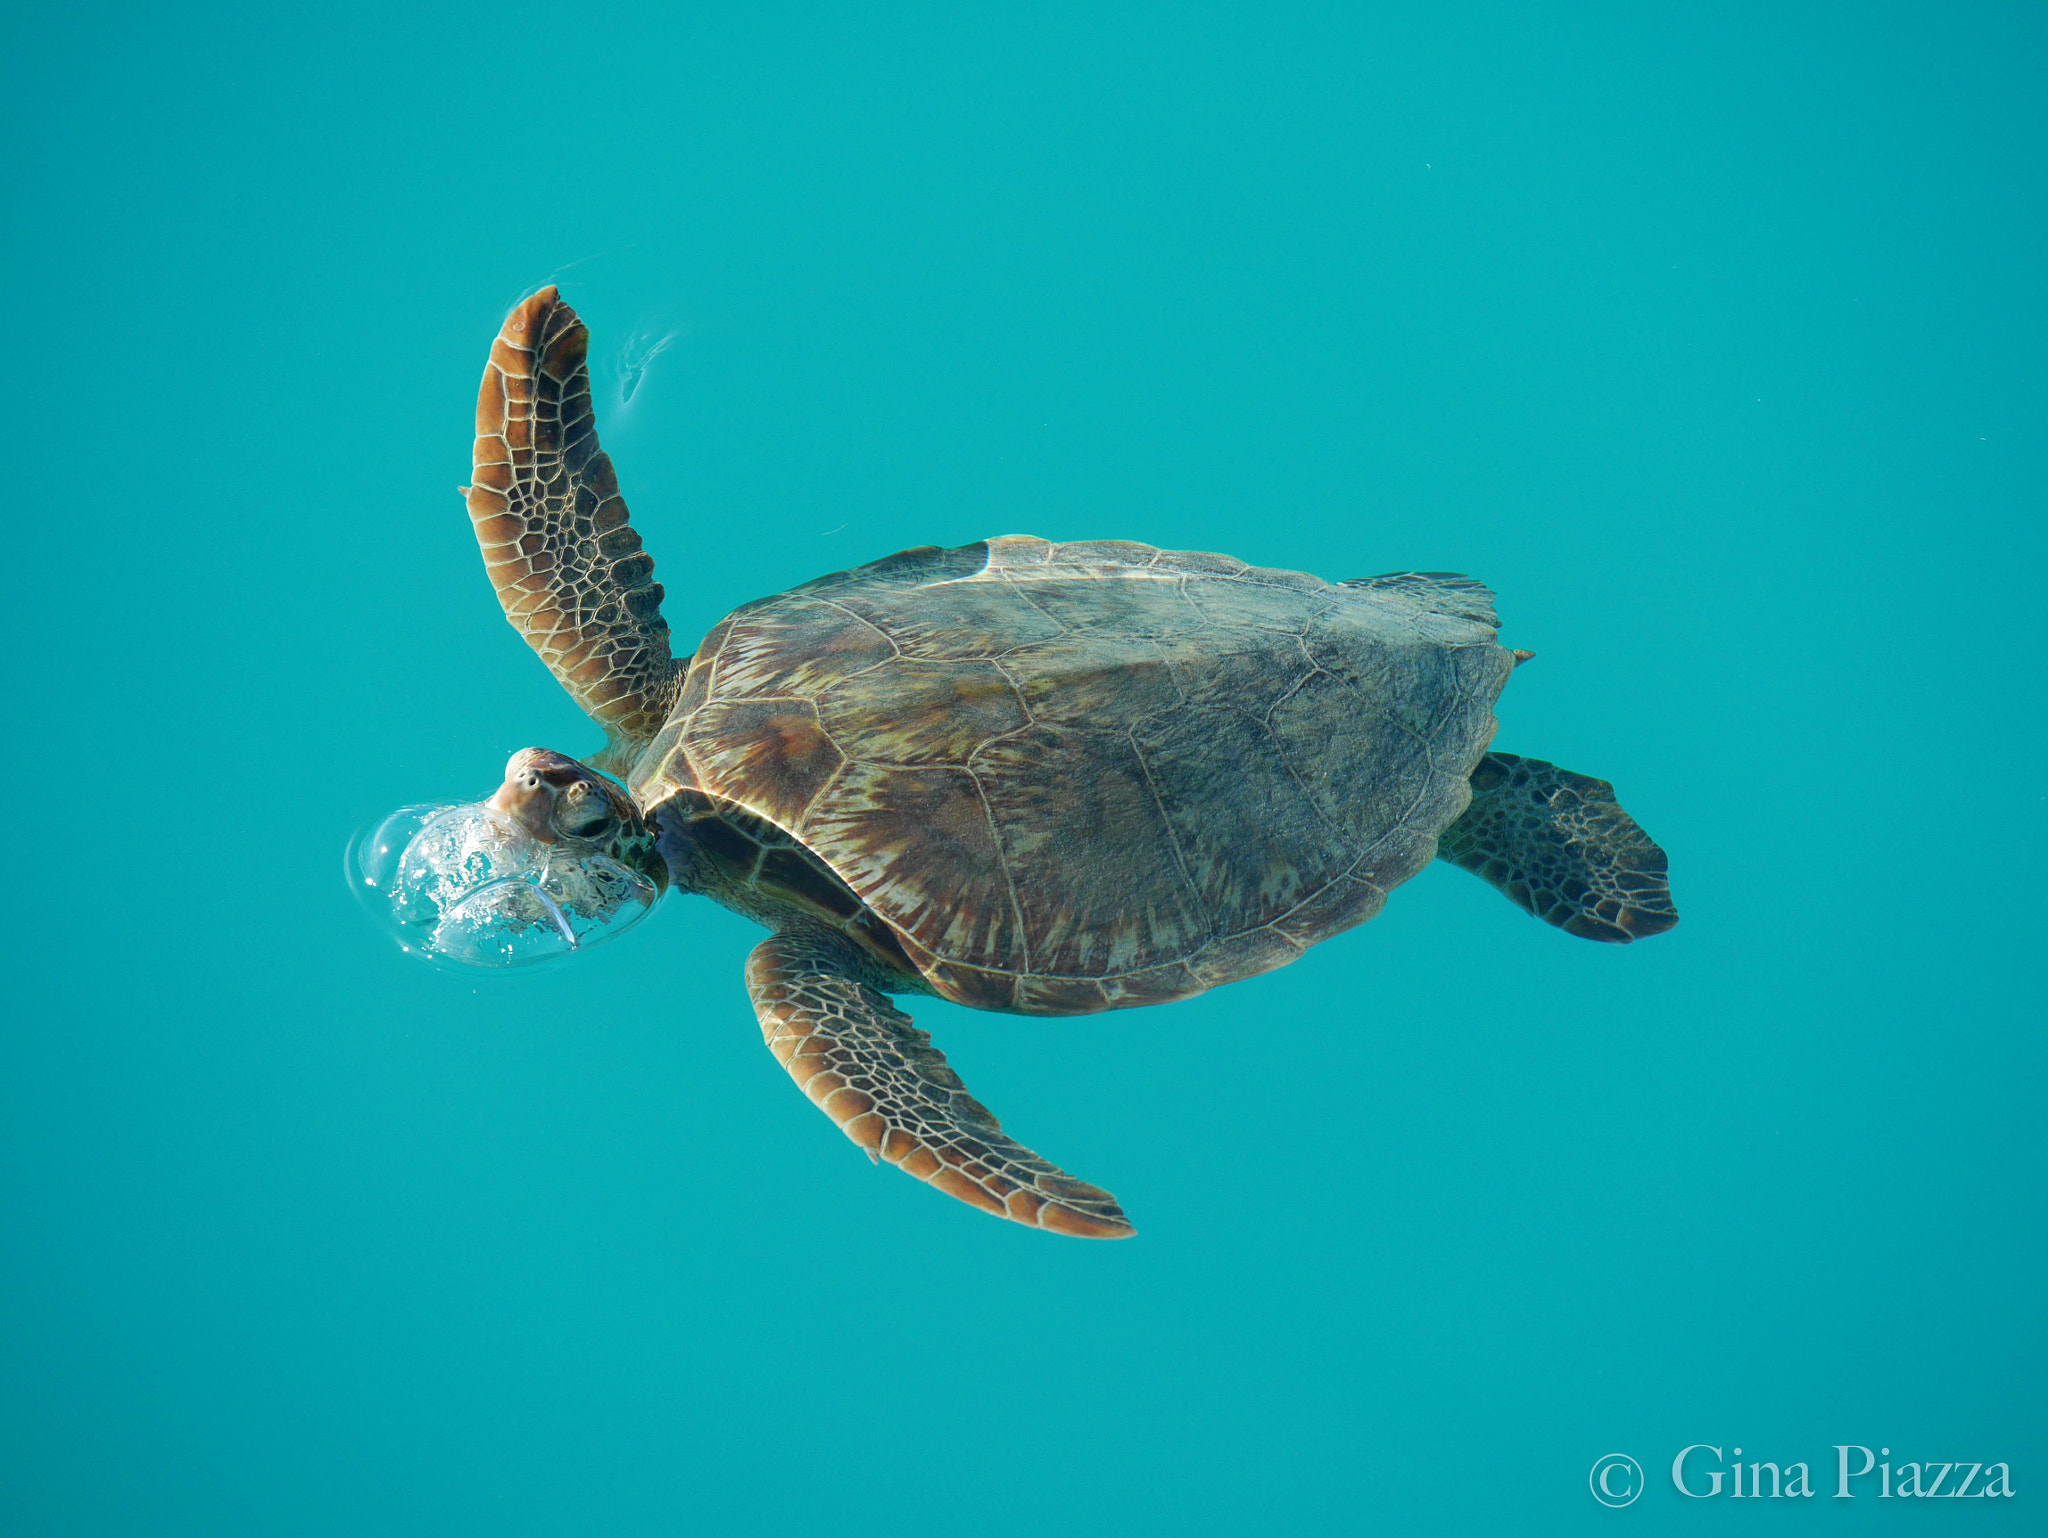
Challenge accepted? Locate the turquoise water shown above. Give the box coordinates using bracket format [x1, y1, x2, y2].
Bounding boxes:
[6, 4, 2042, 1533]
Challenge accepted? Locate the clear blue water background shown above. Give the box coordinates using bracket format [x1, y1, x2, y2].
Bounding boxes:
[4, 4, 2042, 1533]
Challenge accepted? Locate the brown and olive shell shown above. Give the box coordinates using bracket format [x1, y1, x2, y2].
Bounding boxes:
[630, 537, 1514, 1014]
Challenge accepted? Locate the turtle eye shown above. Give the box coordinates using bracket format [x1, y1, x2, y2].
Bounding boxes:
[559, 801, 615, 838]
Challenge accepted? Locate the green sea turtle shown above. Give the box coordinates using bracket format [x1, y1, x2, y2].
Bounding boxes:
[446, 287, 1677, 1238]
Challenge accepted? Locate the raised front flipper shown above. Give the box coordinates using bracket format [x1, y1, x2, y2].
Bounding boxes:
[1437, 752, 1678, 943]
[466, 287, 680, 771]
[745, 931, 1135, 1238]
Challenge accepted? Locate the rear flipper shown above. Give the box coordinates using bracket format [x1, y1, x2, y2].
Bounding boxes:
[1437, 753, 1678, 943]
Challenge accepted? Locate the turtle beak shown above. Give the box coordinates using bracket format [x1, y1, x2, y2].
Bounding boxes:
[487, 750, 561, 843]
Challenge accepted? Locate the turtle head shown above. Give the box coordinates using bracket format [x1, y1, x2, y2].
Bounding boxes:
[348, 749, 668, 969]
[489, 748, 670, 897]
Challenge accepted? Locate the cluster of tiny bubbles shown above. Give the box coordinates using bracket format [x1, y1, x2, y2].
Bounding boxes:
[346, 802, 659, 968]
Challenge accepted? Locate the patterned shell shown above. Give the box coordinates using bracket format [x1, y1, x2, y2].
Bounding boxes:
[630, 537, 1515, 1014]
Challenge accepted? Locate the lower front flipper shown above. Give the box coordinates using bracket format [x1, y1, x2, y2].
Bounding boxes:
[745, 930, 1135, 1238]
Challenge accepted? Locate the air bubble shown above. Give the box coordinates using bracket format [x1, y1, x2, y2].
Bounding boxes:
[346, 802, 659, 968]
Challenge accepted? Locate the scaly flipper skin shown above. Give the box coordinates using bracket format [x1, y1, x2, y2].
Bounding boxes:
[467, 288, 680, 770]
[745, 930, 1136, 1237]
[1436, 752, 1678, 942]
